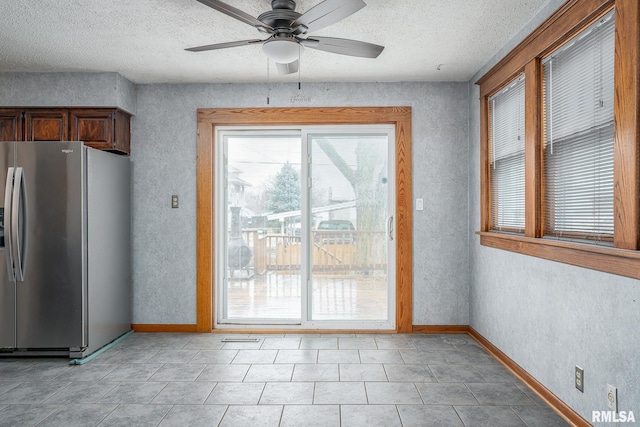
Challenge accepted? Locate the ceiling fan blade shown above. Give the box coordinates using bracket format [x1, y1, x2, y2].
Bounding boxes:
[300, 36, 384, 58]
[276, 60, 299, 75]
[185, 39, 264, 52]
[196, 0, 273, 32]
[293, 0, 365, 33]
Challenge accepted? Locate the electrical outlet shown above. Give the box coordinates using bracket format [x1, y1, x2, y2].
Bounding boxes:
[416, 198, 424, 211]
[171, 195, 179, 208]
[575, 366, 584, 392]
[607, 384, 617, 411]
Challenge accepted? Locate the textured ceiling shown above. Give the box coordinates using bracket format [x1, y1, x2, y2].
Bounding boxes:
[0, 0, 550, 84]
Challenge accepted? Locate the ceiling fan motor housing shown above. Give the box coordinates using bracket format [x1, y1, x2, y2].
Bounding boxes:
[258, 5, 301, 31]
[271, 0, 296, 10]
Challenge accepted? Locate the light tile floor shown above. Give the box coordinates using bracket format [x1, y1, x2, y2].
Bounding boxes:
[0, 333, 570, 426]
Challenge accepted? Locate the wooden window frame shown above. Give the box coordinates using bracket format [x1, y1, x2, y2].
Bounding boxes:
[196, 107, 413, 333]
[476, 0, 640, 280]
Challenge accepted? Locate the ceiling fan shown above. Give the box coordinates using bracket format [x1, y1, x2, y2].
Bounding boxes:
[186, 0, 384, 75]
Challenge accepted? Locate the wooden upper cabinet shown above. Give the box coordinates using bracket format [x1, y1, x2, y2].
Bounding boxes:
[24, 110, 68, 141]
[112, 110, 131, 154]
[0, 109, 23, 141]
[69, 109, 131, 154]
[70, 109, 113, 149]
[0, 108, 130, 154]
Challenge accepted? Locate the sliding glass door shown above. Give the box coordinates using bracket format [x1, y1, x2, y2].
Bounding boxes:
[219, 132, 302, 323]
[309, 133, 392, 322]
[216, 125, 395, 329]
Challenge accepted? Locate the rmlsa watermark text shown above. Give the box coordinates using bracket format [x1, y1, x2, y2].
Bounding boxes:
[592, 411, 636, 423]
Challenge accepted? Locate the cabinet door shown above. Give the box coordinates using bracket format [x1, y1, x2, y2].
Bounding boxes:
[69, 110, 114, 150]
[0, 109, 23, 141]
[70, 109, 130, 155]
[113, 110, 131, 154]
[25, 110, 68, 141]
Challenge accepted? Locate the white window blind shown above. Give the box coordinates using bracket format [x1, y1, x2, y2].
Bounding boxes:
[489, 74, 525, 232]
[542, 10, 615, 242]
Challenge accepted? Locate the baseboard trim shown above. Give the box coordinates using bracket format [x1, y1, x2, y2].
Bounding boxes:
[131, 325, 468, 334]
[468, 327, 590, 427]
[132, 324, 198, 333]
[412, 325, 470, 334]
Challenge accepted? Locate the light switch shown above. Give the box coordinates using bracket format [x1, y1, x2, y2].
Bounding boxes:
[171, 195, 179, 208]
[416, 198, 424, 211]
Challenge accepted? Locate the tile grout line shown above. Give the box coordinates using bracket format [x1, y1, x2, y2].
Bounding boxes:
[256, 381, 267, 406]
[154, 403, 175, 427]
[394, 404, 403, 426]
[217, 405, 230, 427]
[451, 405, 468, 427]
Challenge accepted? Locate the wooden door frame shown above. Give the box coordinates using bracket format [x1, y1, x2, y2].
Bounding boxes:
[196, 107, 413, 332]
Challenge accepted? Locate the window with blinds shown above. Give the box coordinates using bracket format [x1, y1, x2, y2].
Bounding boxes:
[542, 10, 615, 242]
[489, 74, 525, 233]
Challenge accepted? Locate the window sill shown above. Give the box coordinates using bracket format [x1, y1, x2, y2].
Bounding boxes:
[476, 231, 640, 280]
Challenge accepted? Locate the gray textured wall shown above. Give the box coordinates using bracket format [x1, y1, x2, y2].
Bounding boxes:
[468, 1, 640, 423]
[0, 73, 470, 326]
[0, 72, 137, 114]
[131, 81, 470, 325]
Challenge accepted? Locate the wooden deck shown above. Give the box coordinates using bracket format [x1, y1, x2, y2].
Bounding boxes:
[226, 271, 388, 321]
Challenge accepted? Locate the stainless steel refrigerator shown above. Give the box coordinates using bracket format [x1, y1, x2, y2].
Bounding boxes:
[0, 141, 131, 358]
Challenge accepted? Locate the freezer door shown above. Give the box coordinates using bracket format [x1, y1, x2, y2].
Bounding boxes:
[0, 142, 15, 349]
[14, 141, 85, 349]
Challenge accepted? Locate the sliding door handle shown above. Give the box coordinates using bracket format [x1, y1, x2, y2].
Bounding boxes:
[387, 216, 394, 241]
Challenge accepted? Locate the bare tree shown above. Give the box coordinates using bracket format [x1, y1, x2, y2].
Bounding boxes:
[315, 139, 388, 268]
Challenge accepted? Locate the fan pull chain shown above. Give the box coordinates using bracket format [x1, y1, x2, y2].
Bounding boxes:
[298, 45, 301, 91]
[267, 58, 270, 105]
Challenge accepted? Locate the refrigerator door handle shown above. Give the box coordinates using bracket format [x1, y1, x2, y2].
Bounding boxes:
[4, 167, 15, 281]
[12, 167, 27, 282]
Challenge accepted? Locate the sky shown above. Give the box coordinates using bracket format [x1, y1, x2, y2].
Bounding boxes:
[224, 131, 389, 215]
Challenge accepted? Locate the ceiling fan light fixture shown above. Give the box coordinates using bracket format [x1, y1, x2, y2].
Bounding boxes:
[262, 38, 302, 63]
